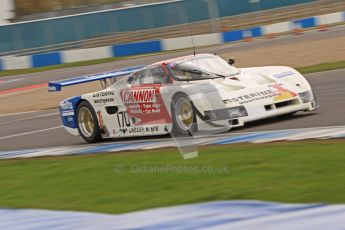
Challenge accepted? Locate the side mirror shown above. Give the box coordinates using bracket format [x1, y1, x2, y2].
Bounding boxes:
[228, 58, 235, 65]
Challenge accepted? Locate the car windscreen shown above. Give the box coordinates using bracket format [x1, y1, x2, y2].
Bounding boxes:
[169, 55, 239, 81]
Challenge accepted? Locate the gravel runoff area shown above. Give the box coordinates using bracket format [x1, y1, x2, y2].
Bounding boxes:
[1, 34, 345, 114]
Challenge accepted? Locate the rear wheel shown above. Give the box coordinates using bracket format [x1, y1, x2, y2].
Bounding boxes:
[171, 94, 197, 137]
[77, 101, 102, 143]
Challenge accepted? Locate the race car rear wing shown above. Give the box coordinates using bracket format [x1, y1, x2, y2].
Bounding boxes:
[48, 65, 144, 92]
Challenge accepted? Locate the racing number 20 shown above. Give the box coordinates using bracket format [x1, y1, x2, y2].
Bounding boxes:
[116, 111, 131, 128]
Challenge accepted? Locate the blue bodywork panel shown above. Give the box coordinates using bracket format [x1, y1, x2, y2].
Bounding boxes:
[59, 96, 82, 129]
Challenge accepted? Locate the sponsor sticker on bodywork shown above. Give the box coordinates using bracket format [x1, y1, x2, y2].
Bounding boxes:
[227, 84, 297, 104]
[227, 89, 276, 104]
[271, 84, 297, 101]
[121, 89, 156, 104]
[60, 100, 75, 116]
[272, 71, 294, 79]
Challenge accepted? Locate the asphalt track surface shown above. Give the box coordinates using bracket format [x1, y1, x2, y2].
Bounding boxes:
[0, 27, 345, 151]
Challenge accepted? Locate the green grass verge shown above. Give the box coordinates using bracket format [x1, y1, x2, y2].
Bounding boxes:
[0, 140, 344, 214]
[296, 60, 345, 74]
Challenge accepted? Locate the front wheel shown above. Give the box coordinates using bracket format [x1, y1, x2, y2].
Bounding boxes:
[171, 94, 197, 137]
[76, 101, 102, 143]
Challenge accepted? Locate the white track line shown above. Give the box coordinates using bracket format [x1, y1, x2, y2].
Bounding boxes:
[0, 126, 63, 140]
[0, 78, 23, 84]
[0, 112, 59, 125]
[0, 110, 53, 117]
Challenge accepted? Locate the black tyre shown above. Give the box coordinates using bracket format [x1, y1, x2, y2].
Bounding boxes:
[171, 93, 197, 137]
[76, 101, 102, 143]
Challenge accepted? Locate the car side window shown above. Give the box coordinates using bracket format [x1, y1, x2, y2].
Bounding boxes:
[141, 69, 155, 84]
[128, 66, 169, 85]
[142, 66, 169, 84]
[127, 70, 144, 85]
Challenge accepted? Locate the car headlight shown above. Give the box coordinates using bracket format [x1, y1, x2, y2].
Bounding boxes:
[298, 91, 314, 103]
[228, 106, 248, 118]
[204, 106, 248, 121]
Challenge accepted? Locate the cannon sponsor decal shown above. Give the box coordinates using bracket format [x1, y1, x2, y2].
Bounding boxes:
[127, 103, 161, 114]
[121, 89, 156, 104]
[120, 87, 172, 126]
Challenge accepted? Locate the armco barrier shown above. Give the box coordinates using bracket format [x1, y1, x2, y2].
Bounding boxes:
[61, 46, 112, 63]
[222, 29, 243, 42]
[316, 12, 344, 25]
[294, 17, 316, 28]
[31, 52, 62, 68]
[0, 11, 344, 71]
[0, 0, 318, 53]
[2, 56, 31, 70]
[263, 21, 291, 34]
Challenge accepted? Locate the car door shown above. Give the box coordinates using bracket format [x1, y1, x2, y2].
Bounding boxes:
[120, 65, 172, 130]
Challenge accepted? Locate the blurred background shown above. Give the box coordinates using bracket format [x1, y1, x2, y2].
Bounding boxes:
[0, 0, 344, 56]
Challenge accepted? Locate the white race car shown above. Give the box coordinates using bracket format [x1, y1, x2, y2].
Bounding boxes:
[49, 54, 317, 143]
